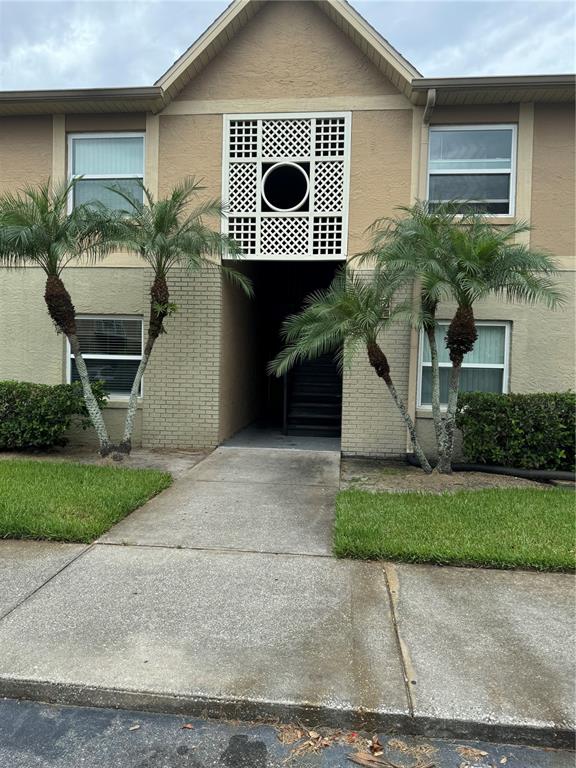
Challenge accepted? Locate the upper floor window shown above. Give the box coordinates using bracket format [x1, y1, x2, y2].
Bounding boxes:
[68, 133, 144, 211]
[418, 321, 510, 408]
[428, 125, 516, 215]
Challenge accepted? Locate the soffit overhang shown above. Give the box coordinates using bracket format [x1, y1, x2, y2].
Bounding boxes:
[0, 87, 165, 116]
[0, 1, 574, 117]
[410, 75, 576, 106]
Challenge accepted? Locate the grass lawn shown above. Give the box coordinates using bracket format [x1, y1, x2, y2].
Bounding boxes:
[334, 487, 575, 571]
[0, 459, 172, 543]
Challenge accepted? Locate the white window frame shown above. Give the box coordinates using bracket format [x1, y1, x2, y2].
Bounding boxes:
[417, 320, 511, 409]
[66, 314, 144, 400]
[427, 124, 517, 217]
[221, 111, 351, 261]
[67, 132, 145, 213]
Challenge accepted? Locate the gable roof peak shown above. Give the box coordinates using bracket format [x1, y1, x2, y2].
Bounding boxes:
[155, 0, 421, 101]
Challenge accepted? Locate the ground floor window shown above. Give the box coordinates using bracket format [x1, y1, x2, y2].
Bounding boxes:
[418, 321, 510, 407]
[67, 316, 144, 397]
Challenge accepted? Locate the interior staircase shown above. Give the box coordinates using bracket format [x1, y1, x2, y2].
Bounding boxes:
[285, 354, 342, 437]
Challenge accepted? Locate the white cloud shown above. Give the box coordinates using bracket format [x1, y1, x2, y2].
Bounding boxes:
[417, 3, 575, 76]
[0, 15, 103, 89]
[0, 0, 573, 90]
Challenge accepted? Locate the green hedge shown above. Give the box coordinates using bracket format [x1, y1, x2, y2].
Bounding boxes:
[456, 392, 575, 471]
[0, 380, 107, 450]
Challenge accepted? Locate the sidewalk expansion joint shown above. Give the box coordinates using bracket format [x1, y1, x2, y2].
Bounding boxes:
[94, 541, 335, 559]
[0, 544, 94, 624]
[382, 563, 415, 718]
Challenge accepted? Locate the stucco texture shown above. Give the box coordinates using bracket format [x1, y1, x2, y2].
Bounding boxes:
[348, 109, 413, 256]
[530, 103, 575, 268]
[176, 1, 399, 102]
[0, 116, 52, 193]
[158, 113, 222, 201]
[0, 268, 146, 447]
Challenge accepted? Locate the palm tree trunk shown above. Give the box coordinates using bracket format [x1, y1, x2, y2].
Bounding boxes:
[115, 274, 169, 457]
[44, 275, 112, 456]
[68, 334, 113, 456]
[424, 324, 448, 469]
[437, 305, 478, 473]
[438, 363, 462, 473]
[115, 338, 153, 455]
[367, 341, 432, 473]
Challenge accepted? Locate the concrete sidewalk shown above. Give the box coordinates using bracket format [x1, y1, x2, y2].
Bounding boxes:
[0, 447, 574, 749]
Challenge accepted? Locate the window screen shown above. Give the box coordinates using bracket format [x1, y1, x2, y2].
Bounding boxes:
[428, 127, 515, 215]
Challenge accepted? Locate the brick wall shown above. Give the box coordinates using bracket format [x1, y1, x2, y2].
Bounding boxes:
[341, 278, 412, 456]
[142, 267, 222, 449]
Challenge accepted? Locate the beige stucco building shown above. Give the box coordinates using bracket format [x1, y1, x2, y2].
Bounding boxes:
[0, 0, 574, 457]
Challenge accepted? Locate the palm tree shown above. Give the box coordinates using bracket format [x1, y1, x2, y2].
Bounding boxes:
[268, 267, 433, 473]
[362, 202, 564, 472]
[100, 178, 253, 456]
[0, 180, 114, 455]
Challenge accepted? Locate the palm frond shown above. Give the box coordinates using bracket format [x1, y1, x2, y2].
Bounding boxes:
[268, 266, 403, 377]
[0, 178, 110, 274]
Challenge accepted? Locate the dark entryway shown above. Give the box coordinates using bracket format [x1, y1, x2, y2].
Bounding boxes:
[252, 261, 342, 437]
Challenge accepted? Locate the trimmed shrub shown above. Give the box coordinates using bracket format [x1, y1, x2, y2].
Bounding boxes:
[456, 391, 575, 471]
[0, 380, 107, 450]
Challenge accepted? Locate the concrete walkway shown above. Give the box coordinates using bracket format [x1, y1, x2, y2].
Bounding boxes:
[0, 447, 574, 749]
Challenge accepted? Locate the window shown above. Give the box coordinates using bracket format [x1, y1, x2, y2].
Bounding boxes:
[418, 322, 510, 408]
[68, 133, 144, 211]
[67, 316, 143, 397]
[428, 125, 516, 215]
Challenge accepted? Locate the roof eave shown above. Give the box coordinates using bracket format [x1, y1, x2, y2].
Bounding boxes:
[410, 74, 576, 105]
[0, 87, 166, 116]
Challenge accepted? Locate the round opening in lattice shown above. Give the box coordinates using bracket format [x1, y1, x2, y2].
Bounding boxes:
[261, 162, 310, 212]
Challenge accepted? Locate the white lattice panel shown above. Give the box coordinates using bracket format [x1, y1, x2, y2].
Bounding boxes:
[314, 162, 344, 213]
[228, 163, 258, 213]
[228, 217, 257, 257]
[260, 217, 309, 257]
[224, 114, 349, 259]
[262, 119, 311, 159]
[229, 120, 258, 159]
[312, 217, 343, 257]
[315, 117, 346, 157]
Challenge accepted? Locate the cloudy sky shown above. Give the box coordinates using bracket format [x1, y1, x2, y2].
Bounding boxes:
[0, 0, 574, 91]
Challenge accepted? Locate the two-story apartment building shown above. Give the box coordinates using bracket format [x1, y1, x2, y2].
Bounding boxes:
[0, 0, 574, 457]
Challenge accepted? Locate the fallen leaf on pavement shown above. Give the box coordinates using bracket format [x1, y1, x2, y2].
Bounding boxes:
[290, 727, 334, 757]
[456, 746, 489, 761]
[369, 734, 384, 756]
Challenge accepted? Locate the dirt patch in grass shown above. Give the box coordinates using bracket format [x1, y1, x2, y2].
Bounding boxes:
[0, 446, 207, 479]
[341, 457, 551, 493]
